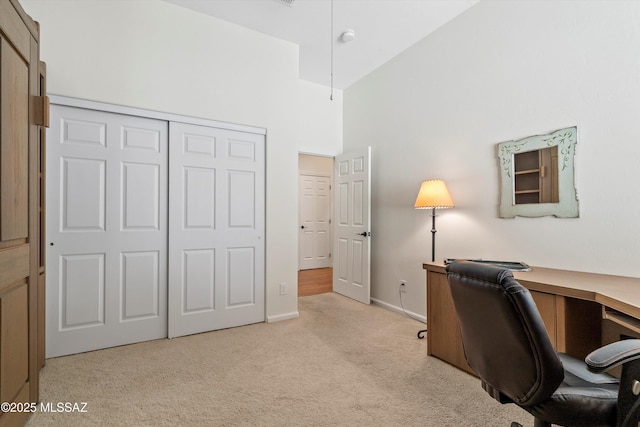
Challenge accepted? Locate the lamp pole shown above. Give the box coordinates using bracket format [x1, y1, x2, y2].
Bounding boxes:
[414, 179, 454, 340]
[431, 207, 437, 262]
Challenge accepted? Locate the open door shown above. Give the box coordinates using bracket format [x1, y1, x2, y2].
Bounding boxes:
[332, 147, 371, 304]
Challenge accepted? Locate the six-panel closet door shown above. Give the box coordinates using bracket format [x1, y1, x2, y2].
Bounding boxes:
[168, 122, 265, 338]
[47, 104, 265, 357]
[47, 106, 169, 357]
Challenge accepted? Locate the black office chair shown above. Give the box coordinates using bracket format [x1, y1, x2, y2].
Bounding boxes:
[445, 260, 640, 427]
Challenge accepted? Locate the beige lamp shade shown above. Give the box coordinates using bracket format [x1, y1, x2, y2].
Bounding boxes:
[414, 179, 454, 209]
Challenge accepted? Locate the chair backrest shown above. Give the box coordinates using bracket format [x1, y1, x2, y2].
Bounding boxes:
[446, 261, 565, 407]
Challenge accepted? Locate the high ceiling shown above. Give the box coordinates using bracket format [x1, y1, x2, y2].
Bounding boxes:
[163, 0, 479, 89]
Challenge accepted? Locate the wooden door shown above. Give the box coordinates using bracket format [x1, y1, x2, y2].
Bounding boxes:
[46, 105, 168, 357]
[0, 0, 45, 425]
[298, 174, 331, 270]
[37, 60, 47, 371]
[332, 147, 371, 304]
[168, 122, 265, 338]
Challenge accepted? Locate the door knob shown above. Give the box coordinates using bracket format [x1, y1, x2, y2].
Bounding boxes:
[300, 225, 306, 229]
[357, 231, 370, 237]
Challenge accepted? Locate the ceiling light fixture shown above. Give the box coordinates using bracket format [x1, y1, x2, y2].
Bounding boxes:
[273, 0, 295, 7]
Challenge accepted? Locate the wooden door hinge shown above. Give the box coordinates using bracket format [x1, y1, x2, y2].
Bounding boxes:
[34, 95, 50, 128]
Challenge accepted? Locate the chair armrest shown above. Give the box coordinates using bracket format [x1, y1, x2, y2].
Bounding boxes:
[585, 339, 640, 374]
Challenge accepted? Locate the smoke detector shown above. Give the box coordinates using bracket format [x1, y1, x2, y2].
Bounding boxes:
[273, 0, 295, 6]
[340, 30, 355, 43]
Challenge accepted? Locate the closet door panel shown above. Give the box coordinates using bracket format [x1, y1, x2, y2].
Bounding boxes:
[47, 106, 168, 357]
[168, 122, 265, 338]
[121, 162, 160, 230]
[61, 157, 106, 231]
[121, 250, 160, 320]
[59, 253, 105, 329]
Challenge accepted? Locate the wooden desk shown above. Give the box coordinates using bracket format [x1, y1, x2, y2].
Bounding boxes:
[423, 262, 640, 375]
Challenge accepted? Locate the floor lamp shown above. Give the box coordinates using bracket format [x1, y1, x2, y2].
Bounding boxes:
[414, 179, 454, 339]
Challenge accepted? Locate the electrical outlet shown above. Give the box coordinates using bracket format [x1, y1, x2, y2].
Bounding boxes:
[400, 280, 407, 293]
[280, 283, 288, 295]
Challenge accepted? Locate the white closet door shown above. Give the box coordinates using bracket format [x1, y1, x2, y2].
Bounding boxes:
[47, 105, 168, 357]
[168, 122, 265, 338]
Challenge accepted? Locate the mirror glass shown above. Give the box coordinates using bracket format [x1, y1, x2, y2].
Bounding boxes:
[497, 126, 578, 218]
[513, 146, 558, 205]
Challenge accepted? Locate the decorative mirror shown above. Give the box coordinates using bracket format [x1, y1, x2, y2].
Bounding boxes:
[497, 126, 578, 218]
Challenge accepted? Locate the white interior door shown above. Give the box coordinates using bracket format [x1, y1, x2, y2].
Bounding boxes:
[46, 105, 168, 357]
[299, 174, 331, 270]
[168, 122, 265, 338]
[333, 147, 371, 304]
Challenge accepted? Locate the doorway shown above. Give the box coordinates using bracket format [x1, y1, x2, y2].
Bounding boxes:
[298, 153, 334, 296]
[298, 268, 332, 296]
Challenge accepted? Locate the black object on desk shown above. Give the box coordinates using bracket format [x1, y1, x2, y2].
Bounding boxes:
[443, 258, 531, 271]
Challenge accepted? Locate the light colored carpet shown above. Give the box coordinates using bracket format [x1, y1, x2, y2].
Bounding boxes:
[27, 292, 530, 426]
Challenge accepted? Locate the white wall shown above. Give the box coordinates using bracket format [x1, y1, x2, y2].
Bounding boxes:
[23, 0, 301, 321]
[298, 80, 343, 156]
[344, 0, 640, 317]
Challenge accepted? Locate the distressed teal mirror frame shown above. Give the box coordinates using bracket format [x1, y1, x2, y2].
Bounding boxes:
[497, 126, 579, 218]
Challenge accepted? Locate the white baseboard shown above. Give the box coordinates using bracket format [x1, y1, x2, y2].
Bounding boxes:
[371, 298, 426, 324]
[266, 311, 299, 323]
[266, 300, 424, 324]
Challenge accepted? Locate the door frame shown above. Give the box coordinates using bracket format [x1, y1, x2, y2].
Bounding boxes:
[48, 96, 265, 136]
